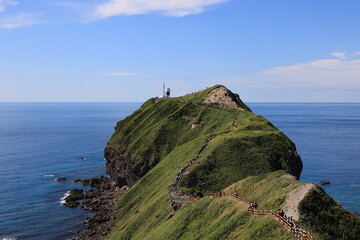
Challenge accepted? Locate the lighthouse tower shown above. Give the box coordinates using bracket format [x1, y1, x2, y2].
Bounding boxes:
[162, 83, 171, 98]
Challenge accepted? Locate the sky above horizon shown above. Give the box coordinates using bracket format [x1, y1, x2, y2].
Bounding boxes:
[1, 0, 360, 102]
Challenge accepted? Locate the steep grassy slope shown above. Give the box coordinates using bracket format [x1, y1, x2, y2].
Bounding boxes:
[103, 85, 359, 239]
[106, 155, 297, 240]
[225, 171, 303, 210]
[299, 187, 360, 240]
[105, 85, 302, 190]
[225, 164, 360, 240]
[107, 167, 359, 240]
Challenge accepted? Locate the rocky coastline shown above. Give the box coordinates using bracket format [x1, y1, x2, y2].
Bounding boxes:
[62, 176, 125, 240]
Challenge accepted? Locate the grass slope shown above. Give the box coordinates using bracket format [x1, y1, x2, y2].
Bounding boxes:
[106, 85, 360, 239]
[106, 85, 302, 189]
[299, 187, 360, 240]
[225, 171, 303, 210]
[106, 164, 297, 239]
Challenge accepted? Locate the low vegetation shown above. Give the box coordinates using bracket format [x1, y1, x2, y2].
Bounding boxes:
[299, 187, 360, 240]
[104, 85, 358, 239]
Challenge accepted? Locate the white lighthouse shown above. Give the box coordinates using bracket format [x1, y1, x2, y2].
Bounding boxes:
[162, 83, 171, 98]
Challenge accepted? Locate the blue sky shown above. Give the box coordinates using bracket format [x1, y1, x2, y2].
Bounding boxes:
[1, 0, 360, 102]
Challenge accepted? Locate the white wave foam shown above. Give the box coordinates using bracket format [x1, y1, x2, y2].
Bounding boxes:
[59, 191, 70, 205]
[1, 237, 18, 240]
[43, 174, 55, 177]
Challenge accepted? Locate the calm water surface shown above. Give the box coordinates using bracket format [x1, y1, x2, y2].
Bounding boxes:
[249, 103, 360, 216]
[0, 102, 359, 239]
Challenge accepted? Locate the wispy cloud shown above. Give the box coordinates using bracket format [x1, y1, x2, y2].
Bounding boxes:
[0, 0, 17, 13]
[221, 52, 360, 101]
[0, 13, 41, 29]
[94, 0, 228, 19]
[106, 72, 145, 76]
[331, 52, 347, 59]
[256, 53, 360, 87]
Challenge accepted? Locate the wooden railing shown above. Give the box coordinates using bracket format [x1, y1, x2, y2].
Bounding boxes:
[201, 192, 314, 240]
[187, 196, 202, 202]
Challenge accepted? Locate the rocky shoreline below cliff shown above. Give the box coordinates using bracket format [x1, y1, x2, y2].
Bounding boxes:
[61, 176, 123, 240]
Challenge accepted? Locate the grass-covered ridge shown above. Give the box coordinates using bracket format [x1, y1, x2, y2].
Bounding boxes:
[105, 85, 302, 187]
[299, 186, 360, 240]
[107, 169, 298, 239]
[103, 85, 307, 239]
[104, 85, 358, 239]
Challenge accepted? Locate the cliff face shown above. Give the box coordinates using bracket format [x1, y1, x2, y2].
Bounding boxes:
[104, 85, 303, 190]
[103, 85, 358, 240]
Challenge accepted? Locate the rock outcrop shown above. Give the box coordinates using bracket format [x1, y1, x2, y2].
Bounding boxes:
[62, 176, 118, 240]
[203, 86, 245, 109]
[55, 177, 67, 182]
[320, 180, 330, 185]
[282, 183, 316, 220]
[104, 147, 155, 188]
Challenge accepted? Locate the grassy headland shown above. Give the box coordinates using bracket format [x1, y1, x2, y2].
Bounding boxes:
[103, 85, 358, 240]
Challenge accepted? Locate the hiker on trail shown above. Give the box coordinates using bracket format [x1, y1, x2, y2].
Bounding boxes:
[277, 210, 282, 216]
[280, 210, 285, 218]
[289, 221, 294, 228]
[253, 202, 258, 210]
[250, 202, 254, 208]
[234, 192, 238, 197]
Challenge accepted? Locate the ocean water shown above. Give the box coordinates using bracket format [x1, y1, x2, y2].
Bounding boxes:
[0, 102, 359, 239]
[0, 103, 141, 240]
[248, 103, 360, 216]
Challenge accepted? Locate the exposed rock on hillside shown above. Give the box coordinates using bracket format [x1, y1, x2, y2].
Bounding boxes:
[203, 86, 244, 109]
[282, 183, 316, 220]
[104, 147, 155, 188]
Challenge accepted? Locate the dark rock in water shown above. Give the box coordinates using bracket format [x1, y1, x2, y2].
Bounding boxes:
[66, 189, 84, 201]
[63, 189, 84, 208]
[55, 178, 67, 182]
[63, 176, 120, 240]
[65, 200, 80, 208]
[320, 180, 330, 185]
[73, 179, 91, 185]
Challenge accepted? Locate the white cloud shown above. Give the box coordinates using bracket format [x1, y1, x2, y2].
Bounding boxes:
[94, 0, 228, 19]
[258, 56, 360, 87]
[0, 14, 40, 29]
[331, 52, 347, 59]
[106, 72, 144, 76]
[222, 52, 360, 102]
[0, 0, 17, 12]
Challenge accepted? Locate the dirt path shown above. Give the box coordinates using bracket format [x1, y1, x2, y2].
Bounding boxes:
[282, 184, 315, 220]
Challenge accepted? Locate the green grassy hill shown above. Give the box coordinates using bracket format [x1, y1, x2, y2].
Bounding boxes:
[105, 85, 302, 188]
[103, 85, 359, 240]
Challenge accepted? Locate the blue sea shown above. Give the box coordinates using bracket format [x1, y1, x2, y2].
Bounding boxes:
[0, 102, 359, 240]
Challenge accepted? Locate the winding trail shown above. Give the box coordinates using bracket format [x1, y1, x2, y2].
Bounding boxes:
[169, 138, 212, 210]
[168, 105, 239, 210]
[206, 192, 314, 240]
